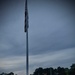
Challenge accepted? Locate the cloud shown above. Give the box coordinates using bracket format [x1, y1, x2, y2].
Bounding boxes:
[0, 47, 75, 74]
[0, 0, 75, 75]
[29, 47, 75, 66]
[0, 56, 25, 73]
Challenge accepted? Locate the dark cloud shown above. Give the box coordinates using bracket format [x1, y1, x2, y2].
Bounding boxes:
[0, 0, 75, 74]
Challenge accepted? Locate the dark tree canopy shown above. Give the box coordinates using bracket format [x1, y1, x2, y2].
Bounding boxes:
[33, 63, 75, 75]
[0, 63, 75, 75]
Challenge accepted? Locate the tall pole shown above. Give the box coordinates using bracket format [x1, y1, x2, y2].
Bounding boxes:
[26, 28, 29, 75]
[24, 0, 29, 75]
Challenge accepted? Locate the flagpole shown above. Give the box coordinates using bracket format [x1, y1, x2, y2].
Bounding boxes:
[25, 0, 29, 75]
[26, 28, 29, 75]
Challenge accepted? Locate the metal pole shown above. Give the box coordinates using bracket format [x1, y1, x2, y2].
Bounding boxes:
[26, 29, 29, 75]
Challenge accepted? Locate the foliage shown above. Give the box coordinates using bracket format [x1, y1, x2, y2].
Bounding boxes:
[0, 63, 75, 75]
[0, 72, 14, 75]
[33, 63, 75, 75]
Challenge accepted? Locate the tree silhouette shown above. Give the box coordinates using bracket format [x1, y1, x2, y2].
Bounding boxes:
[69, 64, 75, 75]
[33, 67, 43, 75]
[32, 63, 75, 75]
[0, 63, 75, 75]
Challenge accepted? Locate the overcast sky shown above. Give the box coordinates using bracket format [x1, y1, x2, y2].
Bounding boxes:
[0, 0, 75, 75]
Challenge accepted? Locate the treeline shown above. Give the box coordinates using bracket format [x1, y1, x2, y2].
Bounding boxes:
[0, 64, 75, 75]
[33, 63, 75, 75]
[0, 72, 17, 75]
